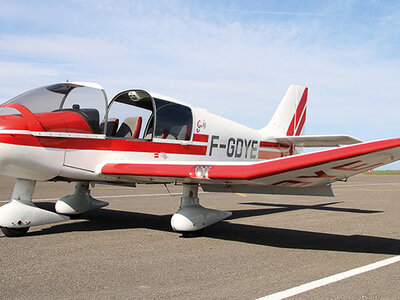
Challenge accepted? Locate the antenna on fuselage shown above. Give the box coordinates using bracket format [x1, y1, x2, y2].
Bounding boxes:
[219, 102, 229, 117]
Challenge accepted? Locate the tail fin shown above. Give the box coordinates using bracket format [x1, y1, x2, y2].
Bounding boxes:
[260, 85, 308, 137]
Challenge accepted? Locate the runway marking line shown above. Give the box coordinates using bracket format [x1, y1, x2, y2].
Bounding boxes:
[235, 193, 248, 197]
[258, 255, 400, 300]
[334, 182, 400, 188]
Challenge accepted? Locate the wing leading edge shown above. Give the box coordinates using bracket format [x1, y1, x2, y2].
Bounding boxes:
[101, 138, 400, 195]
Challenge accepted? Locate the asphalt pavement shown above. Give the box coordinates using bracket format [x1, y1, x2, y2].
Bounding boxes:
[1, 174, 399, 299]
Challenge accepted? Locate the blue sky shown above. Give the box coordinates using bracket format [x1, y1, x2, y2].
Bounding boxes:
[1, 0, 400, 168]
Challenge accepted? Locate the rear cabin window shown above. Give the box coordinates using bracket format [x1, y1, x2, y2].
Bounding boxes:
[154, 98, 193, 141]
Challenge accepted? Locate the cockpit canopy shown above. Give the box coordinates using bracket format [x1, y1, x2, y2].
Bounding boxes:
[0, 83, 194, 141]
[1, 83, 107, 133]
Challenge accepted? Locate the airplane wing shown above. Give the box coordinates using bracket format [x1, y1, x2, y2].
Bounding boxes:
[101, 138, 400, 196]
[275, 134, 362, 147]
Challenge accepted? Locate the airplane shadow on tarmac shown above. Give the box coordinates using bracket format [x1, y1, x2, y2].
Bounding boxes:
[31, 201, 400, 255]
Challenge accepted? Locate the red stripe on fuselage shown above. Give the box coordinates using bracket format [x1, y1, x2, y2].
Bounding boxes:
[260, 141, 290, 149]
[193, 134, 209, 142]
[0, 134, 208, 156]
[258, 150, 290, 159]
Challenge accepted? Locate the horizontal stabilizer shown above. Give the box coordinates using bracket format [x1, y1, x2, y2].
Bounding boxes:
[275, 134, 362, 147]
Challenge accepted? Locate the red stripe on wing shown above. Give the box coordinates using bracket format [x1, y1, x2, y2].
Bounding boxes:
[208, 138, 400, 180]
[101, 139, 400, 182]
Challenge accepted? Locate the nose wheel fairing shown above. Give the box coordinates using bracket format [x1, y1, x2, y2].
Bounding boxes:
[0, 179, 69, 236]
[0, 179, 108, 237]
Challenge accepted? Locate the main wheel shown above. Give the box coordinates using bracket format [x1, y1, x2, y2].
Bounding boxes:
[1, 227, 30, 237]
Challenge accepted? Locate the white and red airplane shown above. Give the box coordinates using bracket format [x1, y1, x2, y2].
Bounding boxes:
[0, 82, 399, 237]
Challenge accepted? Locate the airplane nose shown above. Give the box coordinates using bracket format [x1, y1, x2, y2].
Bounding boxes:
[0, 111, 30, 178]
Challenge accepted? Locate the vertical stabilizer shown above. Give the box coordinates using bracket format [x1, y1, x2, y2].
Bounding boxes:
[260, 85, 308, 137]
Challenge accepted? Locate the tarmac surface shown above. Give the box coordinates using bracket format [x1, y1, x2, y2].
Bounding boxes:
[0, 174, 399, 299]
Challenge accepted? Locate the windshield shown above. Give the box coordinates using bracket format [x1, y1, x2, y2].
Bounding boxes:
[4, 84, 73, 113]
[3, 83, 107, 119]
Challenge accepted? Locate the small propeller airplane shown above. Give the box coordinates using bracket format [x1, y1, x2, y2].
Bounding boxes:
[0, 82, 399, 237]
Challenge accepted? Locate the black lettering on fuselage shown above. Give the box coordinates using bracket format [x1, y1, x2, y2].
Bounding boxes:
[235, 138, 243, 158]
[250, 140, 258, 159]
[244, 139, 251, 157]
[209, 135, 219, 155]
[227, 138, 235, 157]
[209, 136, 259, 159]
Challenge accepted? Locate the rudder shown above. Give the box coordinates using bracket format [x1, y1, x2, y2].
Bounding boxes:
[260, 85, 308, 137]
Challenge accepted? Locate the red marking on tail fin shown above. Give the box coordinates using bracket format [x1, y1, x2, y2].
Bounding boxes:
[295, 88, 307, 127]
[286, 88, 308, 136]
[295, 108, 306, 136]
[287, 118, 295, 136]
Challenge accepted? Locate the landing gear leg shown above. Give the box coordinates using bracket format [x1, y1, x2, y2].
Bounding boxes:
[170, 184, 232, 236]
[0, 178, 69, 237]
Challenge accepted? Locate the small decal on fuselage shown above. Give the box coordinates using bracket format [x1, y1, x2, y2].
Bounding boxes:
[196, 120, 207, 133]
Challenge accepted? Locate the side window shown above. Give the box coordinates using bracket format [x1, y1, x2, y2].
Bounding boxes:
[154, 99, 193, 141]
[106, 94, 153, 139]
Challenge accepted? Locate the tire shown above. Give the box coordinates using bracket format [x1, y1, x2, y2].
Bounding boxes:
[1, 227, 30, 237]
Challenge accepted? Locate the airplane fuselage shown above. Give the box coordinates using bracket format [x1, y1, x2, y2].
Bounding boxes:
[0, 106, 293, 183]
